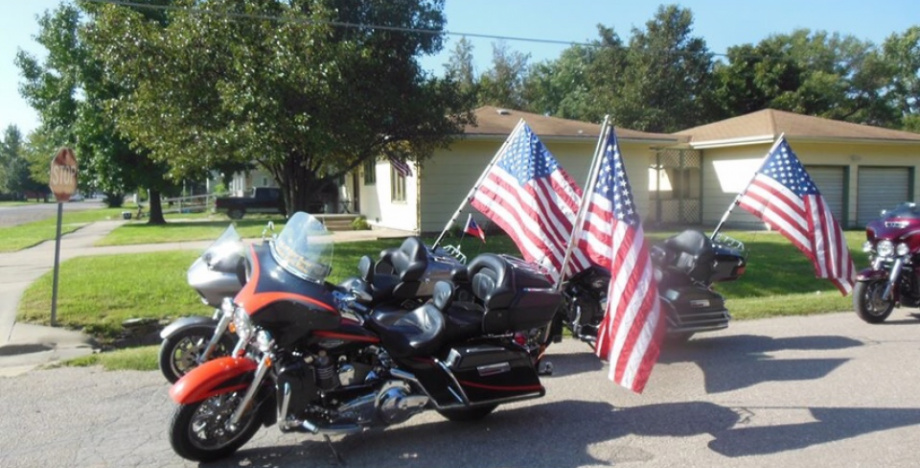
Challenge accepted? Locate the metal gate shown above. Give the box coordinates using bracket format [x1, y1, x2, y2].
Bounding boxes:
[650, 148, 702, 226]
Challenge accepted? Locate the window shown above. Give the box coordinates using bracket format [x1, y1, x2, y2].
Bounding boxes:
[391, 166, 406, 202]
[363, 159, 376, 185]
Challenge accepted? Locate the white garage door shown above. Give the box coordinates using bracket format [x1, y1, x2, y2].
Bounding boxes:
[857, 167, 911, 226]
[806, 166, 846, 225]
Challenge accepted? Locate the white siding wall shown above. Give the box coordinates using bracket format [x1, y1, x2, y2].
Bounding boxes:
[359, 160, 419, 232]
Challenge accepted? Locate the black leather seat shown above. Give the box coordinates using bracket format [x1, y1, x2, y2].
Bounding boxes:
[377, 237, 429, 298]
[367, 281, 449, 358]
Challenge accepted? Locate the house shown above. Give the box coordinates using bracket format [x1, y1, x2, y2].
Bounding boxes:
[675, 109, 920, 229]
[359, 106, 681, 234]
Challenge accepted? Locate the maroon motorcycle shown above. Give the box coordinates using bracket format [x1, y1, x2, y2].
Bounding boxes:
[854, 202, 920, 323]
[167, 212, 561, 462]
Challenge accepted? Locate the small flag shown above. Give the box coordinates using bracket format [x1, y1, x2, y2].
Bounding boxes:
[389, 156, 413, 178]
[464, 214, 486, 243]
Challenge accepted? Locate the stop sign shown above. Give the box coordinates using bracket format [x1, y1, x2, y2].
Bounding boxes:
[49, 147, 78, 202]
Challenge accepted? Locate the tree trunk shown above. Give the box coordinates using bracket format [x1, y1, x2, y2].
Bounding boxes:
[281, 155, 325, 215]
[146, 189, 166, 225]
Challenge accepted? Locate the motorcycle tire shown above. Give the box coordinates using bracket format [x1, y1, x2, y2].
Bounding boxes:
[853, 280, 895, 324]
[436, 404, 498, 422]
[159, 325, 235, 383]
[169, 393, 262, 462]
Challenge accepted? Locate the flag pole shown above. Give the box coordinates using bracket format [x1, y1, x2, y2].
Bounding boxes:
[432, 119, 525, 249]
[554, 116, 611, 291]
[709, 133, 786, 240]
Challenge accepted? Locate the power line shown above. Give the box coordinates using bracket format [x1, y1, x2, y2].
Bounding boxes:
[81, 0, 737, 57]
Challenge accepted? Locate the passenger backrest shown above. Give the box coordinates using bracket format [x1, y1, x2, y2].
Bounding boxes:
[664, 229, 715, 283]
[467, 254, 515, 310]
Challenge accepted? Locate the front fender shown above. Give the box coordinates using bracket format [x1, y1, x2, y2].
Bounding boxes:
[856, 267, 889, 282]
[169, 356, 258, 404]
[159, 315, 218, 339]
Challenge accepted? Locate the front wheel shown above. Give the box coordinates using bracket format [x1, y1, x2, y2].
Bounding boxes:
[169, 392, 263, 462]
[437, 404, 498, 422]
[159, 325, 235, 383]
[854, 280, 895, 324]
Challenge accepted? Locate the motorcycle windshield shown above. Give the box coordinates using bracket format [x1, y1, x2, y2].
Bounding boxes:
[270, 212, 334, 283]
[202, 225, 244, 269]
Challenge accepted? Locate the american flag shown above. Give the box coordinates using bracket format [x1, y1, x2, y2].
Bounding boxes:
[389, 156, 413, 178]
[738, 136, 855, 295]
[463, 214, 486, 243]
[580, 126, 664, 394]
[470, 120, 591, 281]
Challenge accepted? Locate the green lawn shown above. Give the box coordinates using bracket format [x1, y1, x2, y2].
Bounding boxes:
[95, 217, 287, 246]
[0, 207, 129, 252]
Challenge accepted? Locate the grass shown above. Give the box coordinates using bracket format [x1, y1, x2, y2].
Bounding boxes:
[20, 226, 869, 370]
[0, 207, 129, 252]
[96, 217, 287, 246]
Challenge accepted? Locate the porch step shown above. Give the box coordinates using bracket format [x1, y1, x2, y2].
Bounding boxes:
[315, 214, 360, 232]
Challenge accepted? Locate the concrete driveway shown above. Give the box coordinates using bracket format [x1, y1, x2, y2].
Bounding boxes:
[1, 311, 919, 467]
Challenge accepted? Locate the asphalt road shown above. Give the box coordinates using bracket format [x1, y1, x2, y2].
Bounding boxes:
[0, 200, 105, 227]
[2, 311, 919, 468]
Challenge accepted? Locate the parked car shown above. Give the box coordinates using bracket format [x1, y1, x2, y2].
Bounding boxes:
[213, 187, 285, 219]
[69, 192, 84, 202]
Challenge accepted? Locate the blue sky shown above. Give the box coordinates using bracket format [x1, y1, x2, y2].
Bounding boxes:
[3, 0, 918, 137]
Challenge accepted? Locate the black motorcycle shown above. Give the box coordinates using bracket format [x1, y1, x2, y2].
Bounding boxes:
[550, 229, 746, 345]
[159, 228, 469, 383]
[167, 213, 562, 462]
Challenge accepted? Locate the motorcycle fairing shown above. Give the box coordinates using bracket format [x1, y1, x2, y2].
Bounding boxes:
[170, 356, 258, 404]
[856, 267, 890, 282]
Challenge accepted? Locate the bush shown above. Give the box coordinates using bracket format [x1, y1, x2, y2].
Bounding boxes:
[351, 216, 370, 230]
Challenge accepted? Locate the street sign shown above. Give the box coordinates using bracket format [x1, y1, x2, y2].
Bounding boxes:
[49, 147, 78, 203]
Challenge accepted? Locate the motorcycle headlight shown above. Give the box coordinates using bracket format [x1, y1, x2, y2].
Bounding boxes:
[232, 307, 253, 341]
[896, 242, 910, 257]
[877, 240, 894, 258]
[221, 297, 235, 318]
[862, 241, 874, 253]
[255, 330, 274, 353]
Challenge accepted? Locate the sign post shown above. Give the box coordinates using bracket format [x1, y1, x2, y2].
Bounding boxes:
[48, 148, 78, 326]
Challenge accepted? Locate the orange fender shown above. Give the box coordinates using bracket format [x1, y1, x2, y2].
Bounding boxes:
[169, 356, 258, 404]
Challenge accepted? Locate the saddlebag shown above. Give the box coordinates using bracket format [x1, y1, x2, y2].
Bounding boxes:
[467, 254, 562, 334]
[661, 285, 730, 332]
[444, 343, 544, 403]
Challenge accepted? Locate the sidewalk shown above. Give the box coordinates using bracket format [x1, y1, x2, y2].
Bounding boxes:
[0, 220, 410, 376]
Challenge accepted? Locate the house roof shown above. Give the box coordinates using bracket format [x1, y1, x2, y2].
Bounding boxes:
[464, 106, 683, 144]
[676, 108, 920, 147]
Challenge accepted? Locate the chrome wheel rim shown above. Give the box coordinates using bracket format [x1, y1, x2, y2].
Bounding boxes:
[187, 393, 254, 451]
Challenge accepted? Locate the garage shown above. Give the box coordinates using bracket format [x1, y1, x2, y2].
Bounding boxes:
[857, 167, 912, 226]
[806, 165, 847, 226]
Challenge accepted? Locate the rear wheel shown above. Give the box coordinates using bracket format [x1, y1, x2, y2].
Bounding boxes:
[228, 208, 245, 220]
[159, 325, 235, 383]
[437, 404, 498, 422]
[169, 392, 262, 462]
[854, 280, 895, 324]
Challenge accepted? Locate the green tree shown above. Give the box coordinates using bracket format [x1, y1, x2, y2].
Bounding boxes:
[478, 41, 531, 110]
[524, 45, 603, 121]
[610, 5, 716, 132]
[16, 2, 177, 220]
[444, 36, 478, 97]
[881, 26, 920, 131]
[1, 125, 46, 200]
[713, 29, 897, 126]
[87, 0, 474, 213]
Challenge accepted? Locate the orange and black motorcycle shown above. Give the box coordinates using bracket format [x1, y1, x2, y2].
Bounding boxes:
[167, 212, 562, 462]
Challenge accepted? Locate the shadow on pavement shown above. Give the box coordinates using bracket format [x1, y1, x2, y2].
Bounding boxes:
[660, 334, 863, 394]
[200, 399, 920, 467]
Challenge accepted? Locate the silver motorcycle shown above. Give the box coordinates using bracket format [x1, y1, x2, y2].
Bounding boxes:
[158, 225, 246, 383]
